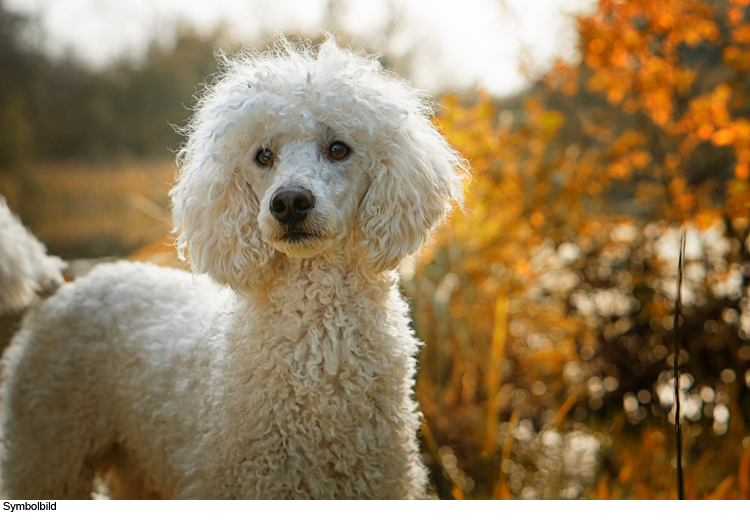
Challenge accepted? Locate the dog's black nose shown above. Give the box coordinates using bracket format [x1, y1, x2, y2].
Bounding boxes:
[270, 187, 314, 224]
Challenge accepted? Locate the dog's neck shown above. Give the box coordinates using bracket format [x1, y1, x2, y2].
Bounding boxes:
[228, 252, 410, 378]
[241, 250, 399, 310]
[239, 235, 402, 308]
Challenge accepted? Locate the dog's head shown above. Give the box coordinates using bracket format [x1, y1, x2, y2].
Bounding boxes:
[172, 37, 467, 291]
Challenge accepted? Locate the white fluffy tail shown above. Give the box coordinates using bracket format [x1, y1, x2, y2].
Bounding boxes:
[0, 196, 65, 315]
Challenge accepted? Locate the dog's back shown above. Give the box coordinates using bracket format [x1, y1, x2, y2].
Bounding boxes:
[0, 260, 231, 499]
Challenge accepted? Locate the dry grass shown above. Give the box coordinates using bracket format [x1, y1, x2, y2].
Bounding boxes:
[0, 161, 174, 259]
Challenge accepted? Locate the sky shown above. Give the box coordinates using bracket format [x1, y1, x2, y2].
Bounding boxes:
[6, 0, 596, 97]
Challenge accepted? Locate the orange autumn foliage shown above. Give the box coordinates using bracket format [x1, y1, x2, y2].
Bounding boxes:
[409, 0, 750, 499]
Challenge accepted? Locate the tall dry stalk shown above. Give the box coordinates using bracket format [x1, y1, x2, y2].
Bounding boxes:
[673, 227, 687, 500]
[484, 296, 508, 457]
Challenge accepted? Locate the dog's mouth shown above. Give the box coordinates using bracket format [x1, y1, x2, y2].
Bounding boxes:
[281, 230, 317, 243]
[264, 215, 334, 257]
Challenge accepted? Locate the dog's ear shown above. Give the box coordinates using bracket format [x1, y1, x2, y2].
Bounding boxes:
[171, 133, 276, 291]
[358, 116, 467, 273]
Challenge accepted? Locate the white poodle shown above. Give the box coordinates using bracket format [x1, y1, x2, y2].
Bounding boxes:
[0, 38, 466, 499]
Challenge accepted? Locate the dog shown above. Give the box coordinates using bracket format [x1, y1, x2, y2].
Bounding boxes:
[0, 196, 64, 317]
[0, 37, 466, 499]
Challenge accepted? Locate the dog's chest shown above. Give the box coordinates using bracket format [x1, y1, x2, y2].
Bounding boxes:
[211, 290, 419, 498]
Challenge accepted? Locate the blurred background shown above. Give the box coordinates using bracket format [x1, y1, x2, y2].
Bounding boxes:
[1, 0, 749, 499]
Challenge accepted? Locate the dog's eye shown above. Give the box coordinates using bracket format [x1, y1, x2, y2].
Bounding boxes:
[328, 142, 350, 161]
[256, 148, 274, 167]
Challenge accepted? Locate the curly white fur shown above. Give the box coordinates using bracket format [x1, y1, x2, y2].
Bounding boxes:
[0, 197, 64, 315]
[0, 37, 467, 499]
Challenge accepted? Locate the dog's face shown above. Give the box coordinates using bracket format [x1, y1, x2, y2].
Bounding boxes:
[246, 124, 370, 260]
[172, 39, 466, 291]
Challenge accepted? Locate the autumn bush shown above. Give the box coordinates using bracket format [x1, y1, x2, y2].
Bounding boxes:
[410, 0, 750, 499]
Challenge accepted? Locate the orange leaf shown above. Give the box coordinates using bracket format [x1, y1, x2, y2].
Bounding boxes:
[724, 46, 750, 70]
[713, 127, 737, 146]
